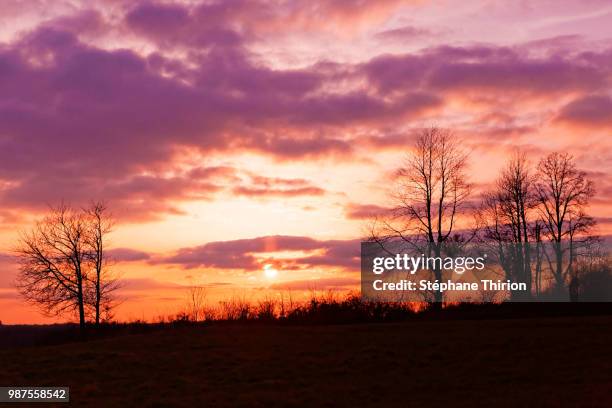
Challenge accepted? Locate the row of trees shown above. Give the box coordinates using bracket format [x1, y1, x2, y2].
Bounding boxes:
[15, 202, 118, 329]
[10, 128, 607, 326]
[370, 127, 604, 302]
[479, 150, 596, 300]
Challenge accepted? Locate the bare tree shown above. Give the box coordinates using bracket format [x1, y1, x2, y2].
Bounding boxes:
[14, 202, 118, 328]
[535, 152, 595, 296]
[185, 285, 208, 322]
[478, 152, 535, 299]
[83, 202, 119, 326]
[533, 221, 544, 296]
[15, 204, 88, 329]
[370, 127, 472, 303]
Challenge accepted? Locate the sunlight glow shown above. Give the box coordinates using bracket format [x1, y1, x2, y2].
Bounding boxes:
[263, 264, 279, 279]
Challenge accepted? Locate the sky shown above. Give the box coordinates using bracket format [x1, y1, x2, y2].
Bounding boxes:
[1, 0, 612, 323]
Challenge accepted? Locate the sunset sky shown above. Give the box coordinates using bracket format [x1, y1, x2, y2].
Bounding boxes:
[1, 0, 612, 323]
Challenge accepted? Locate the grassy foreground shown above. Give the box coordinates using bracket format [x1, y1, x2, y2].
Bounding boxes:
[1, 315, 611, 407]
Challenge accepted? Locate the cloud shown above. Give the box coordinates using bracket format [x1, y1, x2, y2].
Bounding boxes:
[0, 23, 438, 220]
[157, 235, 321, 269]
[232, 186, 325, 198]
[123, 0, 408, 48]
[556, 94, 612, 127]
[125, 1, 245, 49]
[375, 25, 432, 42]
[361, 45, 610, 95]
[107, 248, 152, 262]
[297, 239, 360, 269]
[156, 235, 360, 271]
[344, 203, 391, 220]
[0, 2, 611, 225]
[230, 173, 326, 197]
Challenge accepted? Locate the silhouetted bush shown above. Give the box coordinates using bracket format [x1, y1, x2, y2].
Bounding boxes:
[284, 294, 416, 324]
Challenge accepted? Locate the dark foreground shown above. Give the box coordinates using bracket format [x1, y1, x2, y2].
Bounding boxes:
[1, 316, 611, 407]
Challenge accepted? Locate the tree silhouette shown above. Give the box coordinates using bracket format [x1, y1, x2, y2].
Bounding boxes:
[479, 152, 536, 299]
[535, 152, 595, 297]
[84, 202, 119, 326]
[370, 127, 472, 303]
[14, 202, 118, 328]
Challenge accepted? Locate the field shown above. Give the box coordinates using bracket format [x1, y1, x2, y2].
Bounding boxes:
[1, 315, 611, 407]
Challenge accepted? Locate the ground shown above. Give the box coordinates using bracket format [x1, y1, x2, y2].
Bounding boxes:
[1, 315, 611, 407]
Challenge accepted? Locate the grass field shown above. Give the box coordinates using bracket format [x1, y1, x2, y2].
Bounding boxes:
[1, 315, 611, 407]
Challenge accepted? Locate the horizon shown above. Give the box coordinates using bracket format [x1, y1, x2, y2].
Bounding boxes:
[2, 0, 612, 324]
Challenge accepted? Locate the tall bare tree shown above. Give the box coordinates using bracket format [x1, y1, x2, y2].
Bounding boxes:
[535, 152, 595, 296]
[84, 202, 118, 326]
[478, 152, 535, 299]
[370, 127, 472, 303]
[15, 202, 118, 328]
[15, 204, 88, 328]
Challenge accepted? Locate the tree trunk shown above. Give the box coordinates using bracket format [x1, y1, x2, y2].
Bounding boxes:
[95, 278, 101, 326]
[76, 273, 86, 330]
[433, 244, 443, 305]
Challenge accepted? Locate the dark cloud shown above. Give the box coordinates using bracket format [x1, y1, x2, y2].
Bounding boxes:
[156, 235, 360, 271]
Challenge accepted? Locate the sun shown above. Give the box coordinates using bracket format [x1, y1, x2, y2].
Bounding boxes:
[263, 264, 278, 279]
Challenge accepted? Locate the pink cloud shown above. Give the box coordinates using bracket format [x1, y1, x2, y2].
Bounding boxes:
[344, 203, 391, 220]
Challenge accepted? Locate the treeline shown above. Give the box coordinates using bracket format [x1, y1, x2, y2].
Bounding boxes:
[9, 128, 611, 330]
[164, 290, 611, 325]
[478, 151, 604, 301]
[371, 127, 610, 302]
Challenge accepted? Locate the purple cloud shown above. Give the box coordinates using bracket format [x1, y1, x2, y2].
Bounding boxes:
[375, 25, 432, 42]
[0, 3, 611, 223]
[344, 203, 391, 220]
[362, 46, 609, 95]
[556, 94, 612, 126]
[157, 235, 360, 271]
